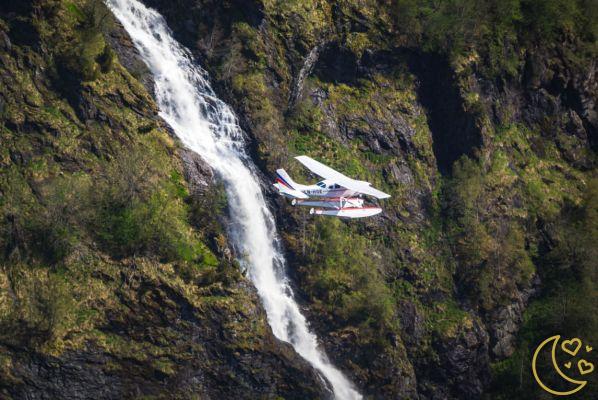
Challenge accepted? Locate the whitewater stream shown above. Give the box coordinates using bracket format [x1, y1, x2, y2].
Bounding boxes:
[106, 1, 361, 399]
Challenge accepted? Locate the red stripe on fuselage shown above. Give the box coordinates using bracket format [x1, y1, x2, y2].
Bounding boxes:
[276, 173, 294, 189]
[276, 178, 292, 189]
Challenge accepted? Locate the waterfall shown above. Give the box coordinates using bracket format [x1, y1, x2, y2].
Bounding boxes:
[105, 1, 362, 399]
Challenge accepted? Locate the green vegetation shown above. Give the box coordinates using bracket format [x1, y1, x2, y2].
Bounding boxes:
[390, 0, 597, 74]
[443, 120, 589, 312]
[1, 0, 596, 397]
[58, 0, 115, 82]
[92, 143, 205, 262]
[0, 0, 225, 358]
[488, 178, 598, 399]
[445, 156, 534, 310]
[300, 219, 395, 334]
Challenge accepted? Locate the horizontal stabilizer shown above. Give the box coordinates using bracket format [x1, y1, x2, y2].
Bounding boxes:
[273, 183, 308, 199]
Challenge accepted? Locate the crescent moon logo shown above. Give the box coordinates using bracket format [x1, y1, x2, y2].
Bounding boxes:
[532, 335, 593, 396]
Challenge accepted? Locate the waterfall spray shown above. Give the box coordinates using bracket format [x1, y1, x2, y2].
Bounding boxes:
[106, 1, 361, 398]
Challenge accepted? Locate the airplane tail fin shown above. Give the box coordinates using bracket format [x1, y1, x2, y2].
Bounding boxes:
[274, 169, 308, 199]
[275, 169, 299, 190]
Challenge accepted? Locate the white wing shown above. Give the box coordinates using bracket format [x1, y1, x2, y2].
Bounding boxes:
[295, 156, 391, 199]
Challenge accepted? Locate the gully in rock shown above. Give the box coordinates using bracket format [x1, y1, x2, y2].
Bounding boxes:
[105, 0, 361, 398]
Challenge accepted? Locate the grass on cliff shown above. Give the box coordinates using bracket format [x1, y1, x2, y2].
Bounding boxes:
[391, 0, 597, 63]
[0, 139, 213, 266]
[0, 0, 232, 357]
[299, 219, 397, 338]
[442, 119, 589, 312]
[487, 178, 598, 399]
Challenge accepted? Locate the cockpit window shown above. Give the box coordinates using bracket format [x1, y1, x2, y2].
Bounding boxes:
[316, 182, 326, 188]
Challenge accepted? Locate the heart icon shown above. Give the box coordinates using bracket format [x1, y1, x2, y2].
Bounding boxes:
[562, 338, 582, 356]
[564, 361, 572, 369]
[587, 345, 593, 352]
[578, 359, 594, 375]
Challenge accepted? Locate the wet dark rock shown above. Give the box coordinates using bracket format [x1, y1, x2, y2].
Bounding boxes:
[179, 148, 214, 197]
[107, 20, 155, 94]
[407, 52, 483, 174]
[429, 317, 490, 399]
[313, 42, 359, 84]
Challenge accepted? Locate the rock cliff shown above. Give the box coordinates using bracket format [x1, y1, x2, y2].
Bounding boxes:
[1, 1, 596, 399]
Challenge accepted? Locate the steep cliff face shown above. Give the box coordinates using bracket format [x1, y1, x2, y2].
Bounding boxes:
[140, 0, 597, 398]
[0, 1, 327, 399]
[1, 1, 596, 399]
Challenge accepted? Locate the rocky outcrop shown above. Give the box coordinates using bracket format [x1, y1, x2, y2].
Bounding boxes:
[289, 43, 324, 108]
[179, 148, 214, 197]
[522, 43, 597, 150]
[2, 276, 327, 400]
[484, 274, 540, 359]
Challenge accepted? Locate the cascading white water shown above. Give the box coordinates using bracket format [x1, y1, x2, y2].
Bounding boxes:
[106, 1, 362, 399]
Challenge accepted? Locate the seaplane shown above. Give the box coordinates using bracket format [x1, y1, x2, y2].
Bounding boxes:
[274, 155, 390, 218]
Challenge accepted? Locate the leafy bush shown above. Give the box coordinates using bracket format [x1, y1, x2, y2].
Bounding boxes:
[92, 143, 203, 262]
[301, 219, 395, 332]
[389, 0, 596, 74]
[59, 0, 114, 82]
[444, 156, 535, 310]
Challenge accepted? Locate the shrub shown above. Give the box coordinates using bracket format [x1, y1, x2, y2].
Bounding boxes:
[58, 0, 114, 82]
[444, 156, 535, 310]
[0, 170, 88, 264]
[32, 175, 91, 263]
[92, 143, 203, 263]
[302, 219, 395, 331]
